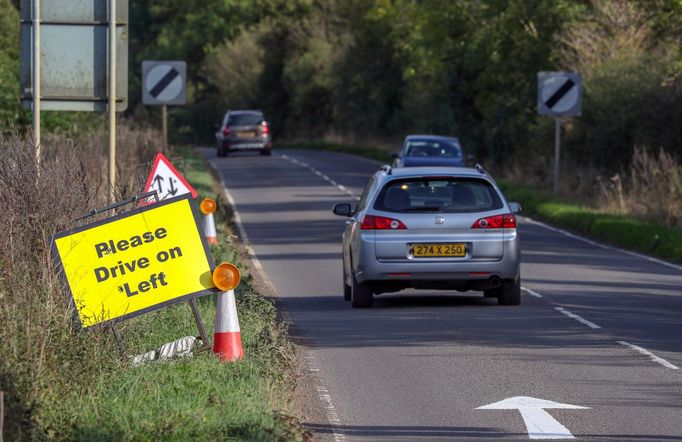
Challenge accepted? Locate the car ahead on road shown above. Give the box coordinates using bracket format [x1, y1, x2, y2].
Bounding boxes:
[215, 110, 272, 157]
[392, 135, 469, 168]
[333, 165, 521, 308]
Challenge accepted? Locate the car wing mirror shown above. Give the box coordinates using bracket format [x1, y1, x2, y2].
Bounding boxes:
[509, 202, 522, 214]
[333, 203, 353, 217]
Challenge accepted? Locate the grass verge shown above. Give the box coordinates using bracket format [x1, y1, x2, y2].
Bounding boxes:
[282, 140, 682, 264]
[2, 143, 306, 441]
[69, 146, 307, 440]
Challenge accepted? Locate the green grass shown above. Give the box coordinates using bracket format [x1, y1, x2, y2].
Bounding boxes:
[286, 140, 682, 264]
[51, 147, 306, 441]
[498, 182, 682, 263]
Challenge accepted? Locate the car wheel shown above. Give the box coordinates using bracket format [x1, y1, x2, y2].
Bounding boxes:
[351, 273, 373, 308]
[343, 270, 351, 301]
[497, 278, 521, 306]
[260, 148, 272, 156]
[217, 146, 227, 157]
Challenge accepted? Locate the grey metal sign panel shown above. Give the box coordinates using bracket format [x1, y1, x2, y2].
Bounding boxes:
[19, 0, 128, 112]
[19, 0, 127, 22]
[142, 61, 187, 106]
[537, 71, 581, 117]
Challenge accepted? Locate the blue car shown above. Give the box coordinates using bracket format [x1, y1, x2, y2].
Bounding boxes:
[392, 135, 468, 168]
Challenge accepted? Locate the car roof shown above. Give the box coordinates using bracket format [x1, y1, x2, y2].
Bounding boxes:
[404, 134, 460, 143]
[380, 166, 492, 180]
[228, 109, 263, 115]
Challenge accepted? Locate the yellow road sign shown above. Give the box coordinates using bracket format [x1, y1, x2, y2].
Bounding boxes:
[52, 195, 215, 328]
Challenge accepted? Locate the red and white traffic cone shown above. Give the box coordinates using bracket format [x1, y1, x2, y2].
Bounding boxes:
[212, 262, 243, 362]
[200, 197, 218, 244]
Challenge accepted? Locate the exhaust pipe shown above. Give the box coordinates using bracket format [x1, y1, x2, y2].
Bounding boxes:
[489, 275, 501, 287]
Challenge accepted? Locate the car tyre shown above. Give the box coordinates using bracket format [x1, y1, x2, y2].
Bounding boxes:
[497, 278, 521, 306]
[217, 146, 228, 157]
[260, 148, 272, 156]
[343, 270, 351, 301]
[351, 273, 373, 308]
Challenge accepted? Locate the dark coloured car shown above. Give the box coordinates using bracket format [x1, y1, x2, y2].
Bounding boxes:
[215, 110, 272, 157]
[392, 135, 466, 168]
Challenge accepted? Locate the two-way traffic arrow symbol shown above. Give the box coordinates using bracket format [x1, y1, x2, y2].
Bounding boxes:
[477, 396, 589, 440]
[153, 175, 164, 193]
[168, 178, 178, 196]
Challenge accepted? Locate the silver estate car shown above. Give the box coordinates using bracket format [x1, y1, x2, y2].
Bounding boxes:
[333, 165, 521, 308]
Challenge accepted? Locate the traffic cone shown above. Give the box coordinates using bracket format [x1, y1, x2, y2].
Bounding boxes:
[200, 197, 218, 244]
[212, 262, 243, 362]
[213, 289, 243, 361]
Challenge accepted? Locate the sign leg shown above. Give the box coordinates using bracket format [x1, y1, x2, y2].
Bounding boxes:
[553, 117, 561, 195]
[189, 299, 211, 351]
[111, 324, 125, 355]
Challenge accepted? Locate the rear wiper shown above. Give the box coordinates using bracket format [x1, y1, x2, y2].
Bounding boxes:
[402, 206, 443, 212]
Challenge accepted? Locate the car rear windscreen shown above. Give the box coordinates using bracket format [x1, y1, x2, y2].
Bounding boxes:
[227, 114, 263, 126]
[374, 177, 503, 213]
[405, 139, 462, 158]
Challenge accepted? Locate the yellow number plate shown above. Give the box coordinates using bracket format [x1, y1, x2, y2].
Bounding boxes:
[412, 243, 467, 257]
[237, 131, 256, 138]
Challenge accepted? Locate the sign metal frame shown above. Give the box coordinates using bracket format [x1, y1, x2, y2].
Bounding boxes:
[51, 194, 215, 330]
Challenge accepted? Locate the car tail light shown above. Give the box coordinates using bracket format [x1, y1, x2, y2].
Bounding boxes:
[361, 215, 407, 230]
[222, 127, 231, 136]
[471, 213, 517, 229]
[261, 121, 270, 136]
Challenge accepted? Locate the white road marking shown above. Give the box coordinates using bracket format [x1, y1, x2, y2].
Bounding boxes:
[617, 341, 679, 370]
[210, 155, 347, 440]
[477, 396, 589, 440]
[555, 307, 602, 329]
[281, 154, 359, 199]
[522, 287, 543, 298]
[520, 216, 682, 272]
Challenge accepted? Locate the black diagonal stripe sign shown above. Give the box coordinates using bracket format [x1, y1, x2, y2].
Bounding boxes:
[150, 68, 179, 98]
[544, 78, 575, 109]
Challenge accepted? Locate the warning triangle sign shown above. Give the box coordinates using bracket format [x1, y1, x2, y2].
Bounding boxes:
[143, 152, 198, 202]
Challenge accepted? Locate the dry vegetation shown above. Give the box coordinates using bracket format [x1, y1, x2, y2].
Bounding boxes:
[0, 124, 161, 439]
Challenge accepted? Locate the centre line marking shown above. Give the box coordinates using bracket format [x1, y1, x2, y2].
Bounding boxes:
[617, 341, 679, 370]
[555, 307, 601, 329]
[281, 154, 359, 200]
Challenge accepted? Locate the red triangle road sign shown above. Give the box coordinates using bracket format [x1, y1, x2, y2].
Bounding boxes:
[143, 152, 198, 201]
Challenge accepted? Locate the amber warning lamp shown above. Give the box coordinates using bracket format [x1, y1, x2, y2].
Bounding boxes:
[200, 197, 217, 215]
[212, 262, 241, 291]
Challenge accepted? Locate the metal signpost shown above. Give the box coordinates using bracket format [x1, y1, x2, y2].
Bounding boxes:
[20, 0, 128, 201]
[537, 71, 582, 194]
[142, 61, 187, 153]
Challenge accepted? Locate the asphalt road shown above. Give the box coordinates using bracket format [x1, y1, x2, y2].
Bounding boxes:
[202, 147, 682, 441]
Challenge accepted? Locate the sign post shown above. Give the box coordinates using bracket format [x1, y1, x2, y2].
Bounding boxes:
[537, 71, 582, 194]
[32, 0, 40, 166]
[108, 0, 116, 202]
[142, 61, 187, 153]
[20, 0, 129, 200]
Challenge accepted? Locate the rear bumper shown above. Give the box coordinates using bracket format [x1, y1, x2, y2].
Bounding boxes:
[219, 136, 272, 151]
[353, 235, 520, 287]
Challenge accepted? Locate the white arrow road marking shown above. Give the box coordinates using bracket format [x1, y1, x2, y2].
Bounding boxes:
[477, 396, 589, 440]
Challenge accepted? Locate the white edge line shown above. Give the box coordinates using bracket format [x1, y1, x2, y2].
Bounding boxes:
[210, 156, 347, 439]
[521, 286, 543, 298]
[520, 216, 682, 272]
[555, 306, 602, 329]
[617, 341, 679, 370]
